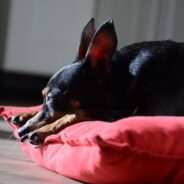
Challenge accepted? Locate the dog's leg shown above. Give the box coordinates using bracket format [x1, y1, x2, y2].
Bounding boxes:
[7, 111, 38, 127]
[19, 110, 90, 145]
[24, 114, 77, 145]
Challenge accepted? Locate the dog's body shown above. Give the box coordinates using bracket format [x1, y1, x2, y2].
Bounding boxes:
[11, 18, 184, 145]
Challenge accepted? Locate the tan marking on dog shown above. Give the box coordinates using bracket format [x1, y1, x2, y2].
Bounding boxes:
[42, 86, 50, 97]
[19, 111, 38, 122]
[28, 109, 91, 145]
[29, 114, 76, 145]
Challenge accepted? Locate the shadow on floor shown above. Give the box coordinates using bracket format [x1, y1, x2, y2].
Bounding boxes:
[0, 130, 15, 140]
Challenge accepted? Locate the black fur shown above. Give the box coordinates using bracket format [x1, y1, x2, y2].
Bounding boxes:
[17, 19, 184, 140]
[45, 40, 184, 118]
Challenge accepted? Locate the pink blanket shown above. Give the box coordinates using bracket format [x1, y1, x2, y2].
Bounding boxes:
[1, 105, 184, 184]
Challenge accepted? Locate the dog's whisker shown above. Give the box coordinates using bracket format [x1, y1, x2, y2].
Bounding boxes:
[6, 133, 14, 140]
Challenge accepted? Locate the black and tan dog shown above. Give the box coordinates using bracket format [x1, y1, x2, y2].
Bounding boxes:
[10, 18, 184, 145]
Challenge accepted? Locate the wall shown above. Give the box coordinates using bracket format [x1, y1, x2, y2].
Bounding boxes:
[0, 0, 10, 69]
[95, 0, 184, 48]
[3, 0, 184, 75]
[3, 0, 96, 75]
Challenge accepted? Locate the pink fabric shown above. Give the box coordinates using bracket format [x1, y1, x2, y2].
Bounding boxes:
[1, 106, 184, 183]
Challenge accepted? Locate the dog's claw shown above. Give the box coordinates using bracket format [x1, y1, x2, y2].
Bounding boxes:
[12, 115, 21, 125]
[19, 132, 41, 144]
[6, 117, 13, 122]
[20, 134, 29, 142]
[18, 126, 30, 138]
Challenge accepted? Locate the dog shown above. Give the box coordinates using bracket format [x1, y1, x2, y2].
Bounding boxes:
[9, 18, 184, 145]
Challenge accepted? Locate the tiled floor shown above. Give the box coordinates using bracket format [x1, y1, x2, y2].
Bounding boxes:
[0, 102, 84, 184]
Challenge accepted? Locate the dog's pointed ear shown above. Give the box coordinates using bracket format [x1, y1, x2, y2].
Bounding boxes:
[77, 18, 96, 60]
[84, 19, 117, 72]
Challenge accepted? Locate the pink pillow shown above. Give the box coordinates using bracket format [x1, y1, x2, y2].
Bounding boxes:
[1, 105, 184, 183]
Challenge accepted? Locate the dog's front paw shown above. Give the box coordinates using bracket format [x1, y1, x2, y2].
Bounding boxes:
[18, 132, 44, 147]
[7, 114, 26, 127]
[7, 111, 38, 127]
[26, 114, 77, 145]
[19, 130, 47, 146]
[28, 131, 46, 145]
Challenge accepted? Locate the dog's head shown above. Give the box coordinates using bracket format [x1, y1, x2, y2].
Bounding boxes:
[18, 18, 118, 138]
[43, 18, 117, 112]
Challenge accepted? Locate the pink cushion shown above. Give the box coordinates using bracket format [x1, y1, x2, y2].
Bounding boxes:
[1, 105, 184, 183]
